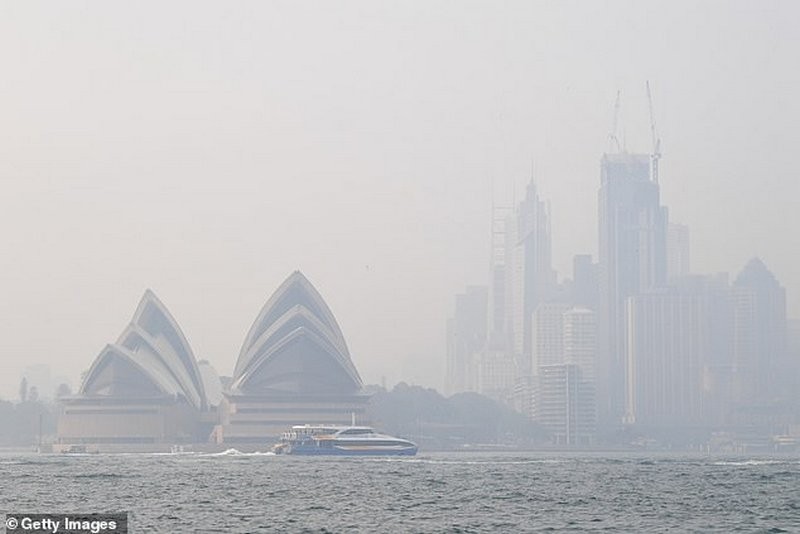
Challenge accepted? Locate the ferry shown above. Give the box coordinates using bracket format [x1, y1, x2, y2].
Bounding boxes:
[272, 425, 418, 456]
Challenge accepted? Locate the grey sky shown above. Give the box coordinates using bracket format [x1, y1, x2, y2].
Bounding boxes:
[1, 1, 798, 398]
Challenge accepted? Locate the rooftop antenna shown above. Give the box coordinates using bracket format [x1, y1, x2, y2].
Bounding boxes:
[622, 125, 627, 153]
[529, 156, 538, 197]
[530, 157, 535, 183]
[608, 90, 622, 153]
[512, 178, 517, 208]
[646, 80, 662, 183]
[490, 173, 495, 212]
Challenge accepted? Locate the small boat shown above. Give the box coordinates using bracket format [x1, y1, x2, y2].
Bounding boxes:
[273, 424, 417, 456]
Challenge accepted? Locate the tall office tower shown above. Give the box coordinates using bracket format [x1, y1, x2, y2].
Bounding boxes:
[527, 304, 594, 425]
[487, 206, 513, 351]
[445, 286, 488, 395]
[598, 152, 668, 426]
[476, 348, 517, 403]
[535, 364, 596, 446]
[789, 320, 800, 357]
[510, 374, 535, 418]
[562, 307, 598, 442]
[670, 273, 735, 426]
[531, 302, 571, 371]
[667, 223, 691, 280]
[731, 258, 788, 404]
[563, 307, 597, 382]
[625, 290, 708, 428]
[572, 255, 599, 310]
[788, 319, 800, 402]
[482, 206, 518, 403]
[507, 180, 557, 375]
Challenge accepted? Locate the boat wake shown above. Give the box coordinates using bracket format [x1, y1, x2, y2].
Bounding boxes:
[364, 457, 567, 465]
[712, 459, 797, 466]
[202, 449, 275, 457]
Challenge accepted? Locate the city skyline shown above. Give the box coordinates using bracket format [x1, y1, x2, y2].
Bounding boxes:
[4, 133, 797, 401]
[446, 144, 795, 445]
[1, 2, 799, 400]
[2, 3, 799, 532]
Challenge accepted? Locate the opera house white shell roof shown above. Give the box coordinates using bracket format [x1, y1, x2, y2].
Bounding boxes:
[76, 272, 363, 408]
[79, 290, 208, 410]
[231, 271, 363, 396]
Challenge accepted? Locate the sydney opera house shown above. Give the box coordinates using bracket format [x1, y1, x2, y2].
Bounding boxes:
[56, 272, 368, 452]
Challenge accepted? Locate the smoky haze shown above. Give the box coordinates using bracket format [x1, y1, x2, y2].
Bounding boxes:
[0, 1, 798, 399]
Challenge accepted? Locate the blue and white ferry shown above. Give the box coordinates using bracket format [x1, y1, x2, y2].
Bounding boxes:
[273, 424, 418, 456]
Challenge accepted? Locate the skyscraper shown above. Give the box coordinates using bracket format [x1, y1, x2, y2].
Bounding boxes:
[730, 258, 788, 404]
[598, 152, 668, 426]
[482, 205, 518, 403]
[507, 180, 556, 375]
[531, 302, 571, 371]
[788, 319, 800, 403]
[535, 363, 596, 446]
[667, 223, 691, 280]
[670, 273, 735, 427]
[571, 254, 599, 310]
[487, 206, 513, 351]
[625, 290, 708, 428]
[563, 307, 597, 382]
[476, 349, 517, 403]
[446, 286, 489, 395]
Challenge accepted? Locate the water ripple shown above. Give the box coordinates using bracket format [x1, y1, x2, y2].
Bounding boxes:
[1, 452, 799, 532]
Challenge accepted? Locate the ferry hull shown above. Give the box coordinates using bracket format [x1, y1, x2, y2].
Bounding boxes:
[287, 446, 417, 456]
[275, 424, 419, 456]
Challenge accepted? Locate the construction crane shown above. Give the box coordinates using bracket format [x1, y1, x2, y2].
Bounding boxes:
[608, 90, 622, 153]
[646, 81, 661, 183]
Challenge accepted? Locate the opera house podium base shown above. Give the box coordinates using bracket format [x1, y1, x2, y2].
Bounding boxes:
[55, 396, 205, 453]
[215, 393, 370, 446]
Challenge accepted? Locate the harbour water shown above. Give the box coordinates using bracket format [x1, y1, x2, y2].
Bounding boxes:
[1, 451, 798, 532]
